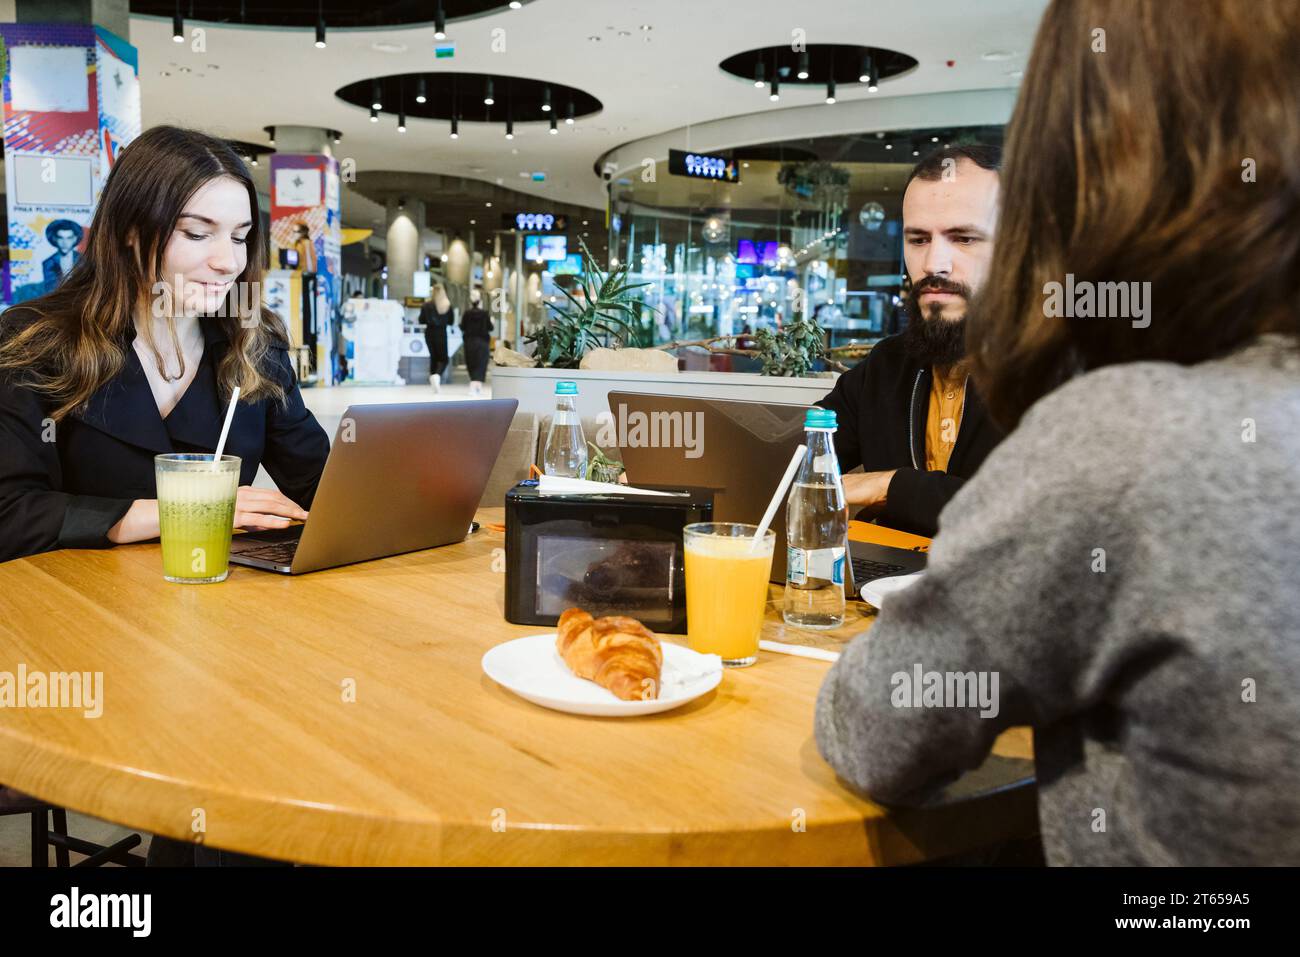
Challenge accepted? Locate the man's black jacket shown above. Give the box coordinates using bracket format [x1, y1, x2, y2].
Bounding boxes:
[817, 333, 1004, 537]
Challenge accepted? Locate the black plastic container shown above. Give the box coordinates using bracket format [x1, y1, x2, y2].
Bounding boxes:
[504, 481, 714, 632]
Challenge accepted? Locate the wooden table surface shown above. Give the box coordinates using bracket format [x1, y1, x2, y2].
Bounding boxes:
[0, 510, 1036, 865]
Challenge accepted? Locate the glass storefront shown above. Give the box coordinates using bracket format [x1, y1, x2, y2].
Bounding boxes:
[597, 124, 1004, 366]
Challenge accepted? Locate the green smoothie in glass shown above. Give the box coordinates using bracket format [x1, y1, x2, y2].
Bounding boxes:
[155, 453, 240, 583]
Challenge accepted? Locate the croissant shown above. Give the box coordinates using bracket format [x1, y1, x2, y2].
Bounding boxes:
[556, 608, 663, 701]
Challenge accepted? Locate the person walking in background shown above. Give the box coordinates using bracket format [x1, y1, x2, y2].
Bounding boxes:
[419, 282, 456, 392]
[460, 289, 493, 396]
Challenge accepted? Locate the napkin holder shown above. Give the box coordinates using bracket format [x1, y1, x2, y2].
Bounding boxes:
[504, 480, 713, 632]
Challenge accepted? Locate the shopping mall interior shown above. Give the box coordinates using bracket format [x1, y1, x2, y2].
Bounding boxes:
[0, 0, 1039, 402]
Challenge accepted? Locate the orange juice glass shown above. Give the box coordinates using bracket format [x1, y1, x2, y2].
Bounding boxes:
[684, 522, 775, 667]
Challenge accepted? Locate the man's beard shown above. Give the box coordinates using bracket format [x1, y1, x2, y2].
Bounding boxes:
[902, 275, 971, 367]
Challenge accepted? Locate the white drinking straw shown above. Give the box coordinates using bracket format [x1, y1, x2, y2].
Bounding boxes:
[750, 443, 806, 552]
[759, 639, 841, 663]
[212, 385, 240, 469]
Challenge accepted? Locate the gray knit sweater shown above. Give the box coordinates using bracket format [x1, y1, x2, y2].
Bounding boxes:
[815, 335, 1300, 865]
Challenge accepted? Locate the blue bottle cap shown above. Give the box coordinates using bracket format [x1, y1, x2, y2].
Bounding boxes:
[805, 408, 837, 429]
[555, 380, 578, 395]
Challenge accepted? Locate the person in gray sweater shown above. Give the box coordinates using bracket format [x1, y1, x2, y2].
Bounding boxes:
[815, 0, 1300, 865]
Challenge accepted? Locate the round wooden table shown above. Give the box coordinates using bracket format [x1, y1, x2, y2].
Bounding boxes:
[0, 511, 1035, 865]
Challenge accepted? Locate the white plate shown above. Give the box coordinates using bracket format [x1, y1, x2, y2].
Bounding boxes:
[481, 633, 723, 716]
[859, 572, 925, 610]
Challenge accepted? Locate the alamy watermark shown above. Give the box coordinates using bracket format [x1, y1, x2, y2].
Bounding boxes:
[594, 404, 704, 459]
[1043, 274, 1151, 329]
[891, 663, 1000, 718]
[0, 664, 103, 718]
[151, 276, 262, 326]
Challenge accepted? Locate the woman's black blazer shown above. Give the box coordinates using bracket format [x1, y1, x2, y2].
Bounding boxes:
[0, 309, 330, 563]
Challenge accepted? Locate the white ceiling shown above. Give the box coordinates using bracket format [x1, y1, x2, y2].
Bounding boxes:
[123, 0, 1046, 229]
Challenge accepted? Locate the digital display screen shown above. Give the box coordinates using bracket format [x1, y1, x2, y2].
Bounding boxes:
[551, 253, 583, 276]
[525, 235, 568, 261]
[736, 239, 779, 265]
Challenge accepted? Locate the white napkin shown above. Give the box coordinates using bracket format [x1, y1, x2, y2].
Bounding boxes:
[536, 475, 688, 497]
[659, 653, 724, 695]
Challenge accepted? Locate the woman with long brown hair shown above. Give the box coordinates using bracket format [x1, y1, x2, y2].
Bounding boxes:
[815, 0, 1299, 864]
[0, 126, 329, 562]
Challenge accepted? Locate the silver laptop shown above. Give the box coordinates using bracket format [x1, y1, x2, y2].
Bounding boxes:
[229, 399, 517, 574]
[609, 392, 927, 589]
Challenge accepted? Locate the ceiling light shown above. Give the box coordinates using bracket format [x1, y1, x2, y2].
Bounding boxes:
[565, 99, 575, 124]
[769, 76, 780, 102]
[541, 87, 551, 112]
[549, 115, 558, 134]
[398, 110, 406, 132]
[754, 60, 766, 88]
[486, 201, 492, 207]
[268, 126, 275, 146]
[333, 132, 341, 144]
[797, 51, 810, 80]
[441, 253, 449, 262]
[172, 3, 183, 42]
[369, 107, 379, 122]
[868, 61, 879, 93]
[470, 219, 476, 225]
[884, 142, 892, 150]
[372, 80, 383, 110]
[434, 2, 446, 40]
[639, 24, 652, 31]
[826, 79, 836, 104]
[859, 54, 870, 83]
[510, 1, 523, 8]
[450, 116, 459, 138]
[315, 2, 326, 48]
[484, 79, 494, 106]
[931, 135, 940, 142]
[415, 77, 427, 104]
[505, 118, 513, 139]
[982, 50, 1015, 61]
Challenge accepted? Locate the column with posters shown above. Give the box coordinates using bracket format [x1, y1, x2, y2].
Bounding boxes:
[270, 153, 341, 385]
[0, 24, 140, 305]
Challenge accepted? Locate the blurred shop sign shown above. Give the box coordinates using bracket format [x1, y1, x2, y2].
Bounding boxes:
[668, 149, 740, 184]
[503, 212, 568, 232]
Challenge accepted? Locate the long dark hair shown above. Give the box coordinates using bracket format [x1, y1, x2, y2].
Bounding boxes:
[0, 125, 287, 420]
[968, 0, 1300, 430]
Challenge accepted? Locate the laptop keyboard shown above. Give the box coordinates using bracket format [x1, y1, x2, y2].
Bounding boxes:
[232, 541, 298, 565]
[851, 557, 906, 583]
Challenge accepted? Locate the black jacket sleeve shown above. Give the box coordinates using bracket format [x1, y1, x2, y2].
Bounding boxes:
[881, 468, 968, 538]
[260, 347, 330, 510]
[0, 372, 133, 562]
[816, 360, 866, 472]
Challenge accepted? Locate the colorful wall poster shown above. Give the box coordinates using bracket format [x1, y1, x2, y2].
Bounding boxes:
[0, 24, 140, 304]
[269, 152, 342, 383]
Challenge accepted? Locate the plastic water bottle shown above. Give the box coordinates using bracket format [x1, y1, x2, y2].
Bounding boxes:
[543, 380, 588, 478]
[783, 408, 848, 629]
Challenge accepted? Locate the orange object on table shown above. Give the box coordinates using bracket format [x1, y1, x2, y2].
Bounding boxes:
[848, 520, 931, 553]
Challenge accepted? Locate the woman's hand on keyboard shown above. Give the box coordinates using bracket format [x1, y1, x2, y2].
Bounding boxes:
[234, 486, 309, 531]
